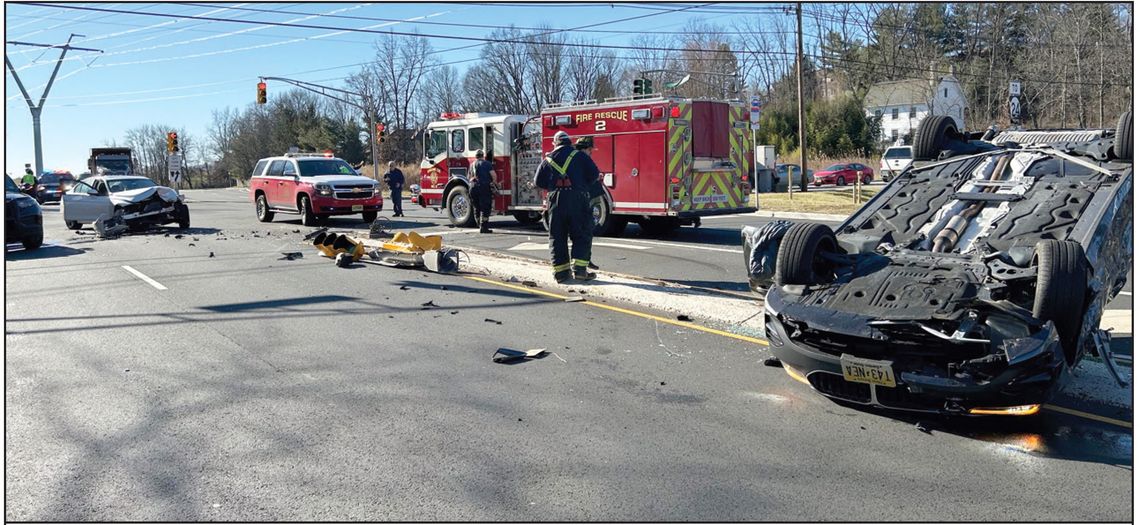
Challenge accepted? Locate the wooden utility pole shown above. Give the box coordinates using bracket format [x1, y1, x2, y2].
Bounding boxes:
[795, 3, 808, 193]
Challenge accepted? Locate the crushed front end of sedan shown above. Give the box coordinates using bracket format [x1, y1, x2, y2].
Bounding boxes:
[753, 112, 1133, 415]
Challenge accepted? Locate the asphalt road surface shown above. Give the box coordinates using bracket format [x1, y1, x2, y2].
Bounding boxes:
[4, 189, 1132, 521]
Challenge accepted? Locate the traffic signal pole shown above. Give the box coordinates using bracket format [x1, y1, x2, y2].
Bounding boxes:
[259, 76, 379, 178]
[5, 35, 102, 178]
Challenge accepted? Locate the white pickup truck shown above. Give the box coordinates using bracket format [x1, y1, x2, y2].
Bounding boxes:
[879, 145, 913, 182]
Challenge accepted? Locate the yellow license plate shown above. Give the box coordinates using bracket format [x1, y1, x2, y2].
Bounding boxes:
[352, 205, 363, 211]
[840, 354, 896, 387]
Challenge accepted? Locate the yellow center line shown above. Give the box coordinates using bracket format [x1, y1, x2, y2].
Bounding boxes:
[1041, 404, 1132, 428]
[464, 275, 769, 347]
[464, 275, 1133, 430]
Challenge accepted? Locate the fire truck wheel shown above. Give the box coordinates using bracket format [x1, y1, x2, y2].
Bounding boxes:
[446, 186, 477, 227]
[512, 211, 542, 225]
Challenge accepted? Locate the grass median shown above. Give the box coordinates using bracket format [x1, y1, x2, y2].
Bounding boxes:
[752, 187, 882, 216]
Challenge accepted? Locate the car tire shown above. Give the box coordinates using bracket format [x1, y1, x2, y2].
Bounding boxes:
[862, 175, 872, 185]
[512, 210, 542, 225]
[22, 229, 43, 250]
[255, 194, 274, 222]
[177, 207, 190, 230]
[445, 185, 476, 227]
[362, 211, 378, 223]
[1032, 240, 1088, 363]
[836, 176, 846, 187]
[66, 220, 82, 230]
[299, 194, 318, 226]
[913, 115, 962, 161]
[1114, 109, 1132, 161]
[775, 223, 841, 286]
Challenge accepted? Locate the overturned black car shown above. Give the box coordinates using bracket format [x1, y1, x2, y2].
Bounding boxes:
[747, 112, 1133, 416]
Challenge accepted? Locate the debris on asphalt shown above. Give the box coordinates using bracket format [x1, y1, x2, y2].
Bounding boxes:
[492, 347, 547, 364]
[439, 285, 448, 291]
[192, 237, 200, 241]
[164, 233, 170, 237]
[334, 252, 354, 268]
[188, 243, 196, 247]
[450, 311, 458, 315]
[565, 296, 585, 303]
[302, 228, 328, 241]
[368, 218, 390, 239]
[94, 215, 128, 238]
[208, 252, 215, 258]
[278, 252, 303, 261]
[660, 381, 666, 386]
[484, 318, 503, 325]
[420, 300, 437, 309]
[174, 234, 183, 239]
[676, 314, 693, 322]
[399, 285, 410, 290]
[762, 357, 782, 367]
[521, 280, 537, 287]
[915, 421, 932, 434]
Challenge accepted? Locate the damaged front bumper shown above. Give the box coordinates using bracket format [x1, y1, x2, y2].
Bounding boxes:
[764, 289, 1069, 415]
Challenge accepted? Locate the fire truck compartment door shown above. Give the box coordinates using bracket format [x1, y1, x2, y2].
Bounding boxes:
[591, 135, 615, 188]
[637, 132, 666, 209]
[611, 134, 640, 211]
[512, 136, 544, 207]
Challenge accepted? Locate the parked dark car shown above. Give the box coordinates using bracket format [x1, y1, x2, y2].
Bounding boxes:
[35, 170, 75, 204]
[5, 176, 44, 249]
[747, 112, 1133, 416]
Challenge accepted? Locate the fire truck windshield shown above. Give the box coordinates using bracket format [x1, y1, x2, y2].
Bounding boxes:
[425, 130, 447, 158]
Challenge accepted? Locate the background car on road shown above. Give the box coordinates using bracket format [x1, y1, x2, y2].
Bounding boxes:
[62, 175, 189, 230]
[250, 153, 382, 226]
[5, 175, 43, 249]
[879, 146, 913, 182]
[774, 164, 813, 189]
[813, 163, 873, 186]
[35, 170, 75, 204]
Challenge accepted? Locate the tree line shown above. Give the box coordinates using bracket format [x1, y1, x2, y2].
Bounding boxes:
[111, 3, 1131, 184]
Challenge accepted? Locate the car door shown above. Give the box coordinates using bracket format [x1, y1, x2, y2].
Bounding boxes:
[62, 179, 113, 223]
[264, 160, 288, 206]
[280, 160, 299, 206]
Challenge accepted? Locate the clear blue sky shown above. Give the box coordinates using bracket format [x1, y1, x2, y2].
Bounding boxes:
[6, 2, 781, 176]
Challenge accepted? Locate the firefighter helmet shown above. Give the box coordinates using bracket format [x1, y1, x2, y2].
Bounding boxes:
[553, 130, 571, 145]
[575, 136, 594, 150]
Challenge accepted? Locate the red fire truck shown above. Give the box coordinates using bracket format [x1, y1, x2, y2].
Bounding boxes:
[415, 95, 756, 236]
[414, 113, 545, 226]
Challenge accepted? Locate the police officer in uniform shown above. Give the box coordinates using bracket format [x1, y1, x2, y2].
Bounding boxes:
[469, 149, 494, 233]
[534, 131, 600, 283]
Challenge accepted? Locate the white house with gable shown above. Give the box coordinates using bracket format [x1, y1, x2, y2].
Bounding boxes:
[864, 71, 968, 145]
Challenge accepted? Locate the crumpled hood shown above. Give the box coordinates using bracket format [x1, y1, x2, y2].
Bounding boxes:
[305, 175, 377, 186]
[109, 186, 181, 205]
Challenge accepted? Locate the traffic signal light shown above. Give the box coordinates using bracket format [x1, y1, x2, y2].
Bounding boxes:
[633, 78, 644, 95]
[376, 122, 386, 143]
[167, 132, 179, 153]
[644, 79, 653, 94]
[256, 81, 267, 104]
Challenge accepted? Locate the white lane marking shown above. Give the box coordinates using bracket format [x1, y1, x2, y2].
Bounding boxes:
[1118, 291, 1132, 296]
[595, 241, 649, 250]
[121, 265, 168, 290]
[621, 238, 741, 253]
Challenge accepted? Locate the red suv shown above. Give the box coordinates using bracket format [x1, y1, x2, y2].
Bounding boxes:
[813, 163, 873, 186]
[249, 153, 382, 226]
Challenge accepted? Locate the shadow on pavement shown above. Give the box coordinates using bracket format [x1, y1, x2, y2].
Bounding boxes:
[5, 243, 89, 260]
[827, 398, 1132, 468]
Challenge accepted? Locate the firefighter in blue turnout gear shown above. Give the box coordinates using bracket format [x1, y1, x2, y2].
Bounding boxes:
[383, 161, 405, 217]
[534, 130, 600, 283]
[576, 137, 604, 270]
[469, 149, 495, 233]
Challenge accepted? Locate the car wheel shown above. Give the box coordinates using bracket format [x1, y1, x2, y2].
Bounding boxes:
[299, 194, 318, 226]
[21, 229, 43, 250]
[775, 223, 841, 286]
[836, 176, 846, 187]
[512, 210, 542, 225]
[177, 207, 190, 230]
[1032, 240, 1088, 363]
[913, 115, 961, 161]
[445, 185, 476, 227]
[862, 175, 872, 185]
[66, 220, 82, 230]
[362, 211, 378, 223]
[255, 194, 274, 222]
[1114, 110, 1132, 161]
